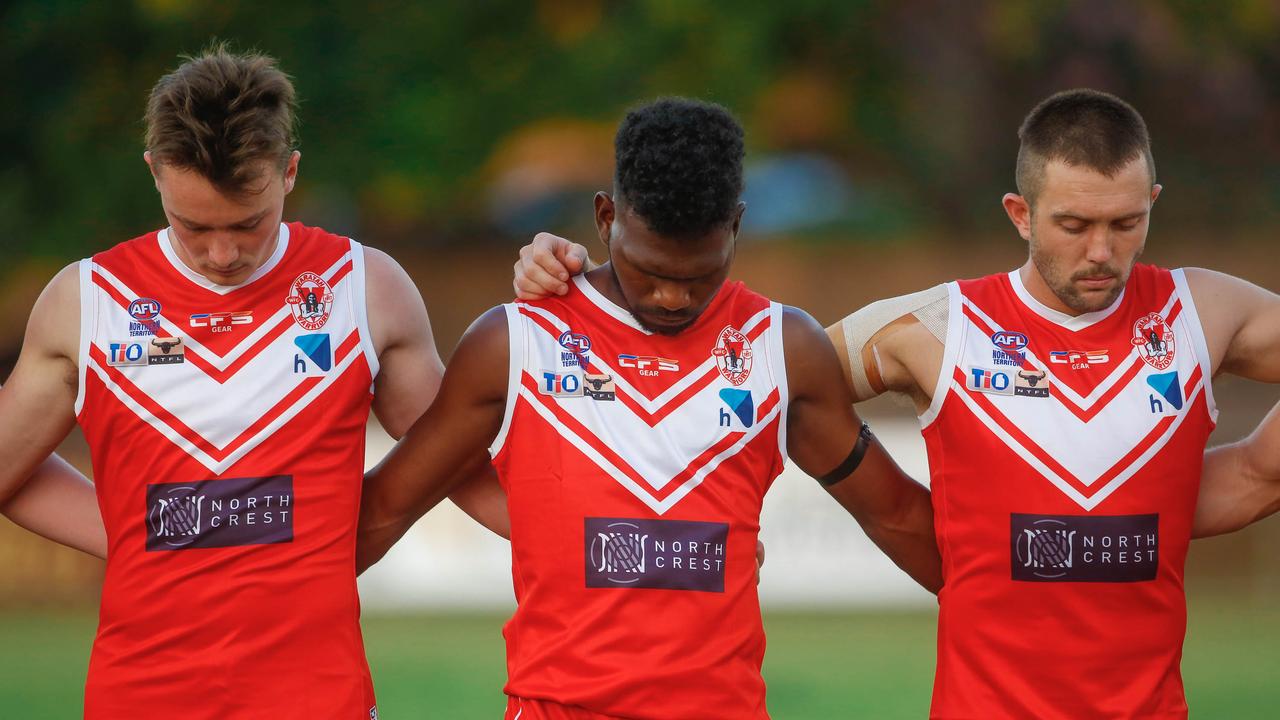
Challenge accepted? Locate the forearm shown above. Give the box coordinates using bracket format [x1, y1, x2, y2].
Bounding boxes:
[1, 455, 106, 559]
[852, 480, 942, 594]
[1193, 402, 1280, 538]
[449, 467, 510, 540]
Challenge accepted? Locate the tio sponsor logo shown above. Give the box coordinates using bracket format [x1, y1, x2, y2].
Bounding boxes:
[539, 371, 583, 397]
[107, 338, 184, 367]
[146, 476, 294, 551]
[618, 354, 679, 376]
[585, 517, 729, 592]
[190, 311, 253, 332]
[1010, 512, 1158, 582]
[967, 367, 1048, 398]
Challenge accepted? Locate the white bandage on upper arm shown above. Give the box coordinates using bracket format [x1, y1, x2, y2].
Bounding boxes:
[840, 283, 949, 399]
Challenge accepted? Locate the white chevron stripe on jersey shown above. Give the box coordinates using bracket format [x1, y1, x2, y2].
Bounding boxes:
[959, 289, 1178, 409]
[87, 334, 364, 474]
[519, 383, 783, 514]
[92, 253, 350, 370]
[519, 302, 771, 411]
[953, 373, 1206, 511]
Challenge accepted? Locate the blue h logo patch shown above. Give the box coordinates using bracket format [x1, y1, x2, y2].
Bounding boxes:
[719, 388, 754, 428]
[294, 333, 332, 372]
[1145, 371, 1182, 411]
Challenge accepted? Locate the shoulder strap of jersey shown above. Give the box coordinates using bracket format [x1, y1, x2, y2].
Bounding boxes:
[489, 302, 525, 458]
[919, 280, 964, 429]
[1169, 268, 1219, 424]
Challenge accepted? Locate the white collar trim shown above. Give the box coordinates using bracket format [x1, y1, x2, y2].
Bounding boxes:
[1007, 268, 1125, 331]
[572, 274, 653, 335]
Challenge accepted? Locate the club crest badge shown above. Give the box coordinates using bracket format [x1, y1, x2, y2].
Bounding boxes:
[1131, 312, 1175, 370]
[286, 272, 334, 331]
[712, 325, 753, 386]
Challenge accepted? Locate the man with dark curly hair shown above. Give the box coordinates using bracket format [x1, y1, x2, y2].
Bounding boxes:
[356, 97, 941, 719]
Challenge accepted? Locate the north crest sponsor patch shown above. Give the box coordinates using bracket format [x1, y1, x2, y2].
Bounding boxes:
[1011, 513, 1158, 582]
[585, 517, 728, 592]
[146, 476, 294, 551]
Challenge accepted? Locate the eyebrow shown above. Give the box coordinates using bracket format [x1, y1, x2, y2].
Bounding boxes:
[172, 209, 269, 230]
[1051, 210, 1149, 223]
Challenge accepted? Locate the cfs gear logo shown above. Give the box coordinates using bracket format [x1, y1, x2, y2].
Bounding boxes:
[718, 388, 754, 428]
[539, 371, 584, 397]
[558, 331, 591, 368]
[147, 337, 185, 365]
[287, 272, 334, 331]
[583, 373, 616, 401]
[189, 311, 253, 333]
[712, 326, 753, 385]
[1132, 312, 1175, 370]
[127, 298, 162, 336]
[1049, 350, 1110, 369]
[618, 354, 679, 377]
[990, 331, 1028, 366]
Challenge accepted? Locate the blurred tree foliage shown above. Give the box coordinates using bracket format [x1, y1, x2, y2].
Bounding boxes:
[2, 0, 1278, 259]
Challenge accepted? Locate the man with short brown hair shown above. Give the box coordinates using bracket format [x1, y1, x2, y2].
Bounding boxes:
[0, 46, 448, 718]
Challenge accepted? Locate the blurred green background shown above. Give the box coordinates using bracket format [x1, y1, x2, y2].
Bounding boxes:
[2, 0, 1279, 717]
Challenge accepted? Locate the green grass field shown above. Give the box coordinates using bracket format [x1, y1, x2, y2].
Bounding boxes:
[1, 596, 1275, 718]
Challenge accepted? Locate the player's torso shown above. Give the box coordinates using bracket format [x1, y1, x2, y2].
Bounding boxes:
[492, 275, 788, 720]
[76, 223, 379, 719]
[923, 264, 1215, 719]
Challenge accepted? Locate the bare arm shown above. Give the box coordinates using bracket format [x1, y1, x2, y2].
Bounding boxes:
[0, 264, 106, 556]
[357, 307, 510, 572]
[363, 246, 510, 538]
[1185, 268, 1280, 537]
[784, 306, 941, 593]
[2, 455, 105, 558]
[513, 232, 594, 299]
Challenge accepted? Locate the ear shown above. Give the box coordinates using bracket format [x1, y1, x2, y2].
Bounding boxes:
[594, 192, 615, 249]
[1002, 192, 1032, 242]
[730, 201, 746, 238]
[143, 151, 161, 189]
[283, 151, 301, 194]
[1150, 183, 1162, 205]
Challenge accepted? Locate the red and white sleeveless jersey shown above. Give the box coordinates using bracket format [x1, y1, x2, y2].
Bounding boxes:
[490, 275, 788, 720]
[923, 264, 1216, 719]
[76, 223, 380, 719]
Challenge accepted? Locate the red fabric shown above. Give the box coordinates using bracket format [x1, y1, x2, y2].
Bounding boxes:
[494, 280, 783, 720]
[80, 224, 378, 719]
[926, 265, 1213, 719]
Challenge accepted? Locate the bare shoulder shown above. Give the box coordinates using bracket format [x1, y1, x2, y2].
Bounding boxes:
[26, 262, 81, 363]
[1181, 267, 1278, 367]
[361, 245, 431, 353]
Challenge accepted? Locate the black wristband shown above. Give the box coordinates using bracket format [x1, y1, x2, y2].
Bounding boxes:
[816, 421, 875, 487]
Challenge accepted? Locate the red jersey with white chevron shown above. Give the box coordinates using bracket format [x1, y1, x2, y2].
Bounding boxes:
[491, 274, 788, 720]
[76, 223, 380, 719]
[923, 264, 1216, 719]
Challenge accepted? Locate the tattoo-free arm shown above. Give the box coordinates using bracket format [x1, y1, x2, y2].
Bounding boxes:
[1193, 400, 1280, 538]
[2, 455, 105, 559]
[356, 307, 510, 572]
[784, 307, 942, 593]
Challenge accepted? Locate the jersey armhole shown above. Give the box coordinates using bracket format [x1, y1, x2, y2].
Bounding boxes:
[767, 301, 789, 462]
[488, 303, 523, 458]
[1171, 268, 1219, 424]
[918, 281, 962, 430]
[73, 259, 94, 417]
[347, 239, 381, 382]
